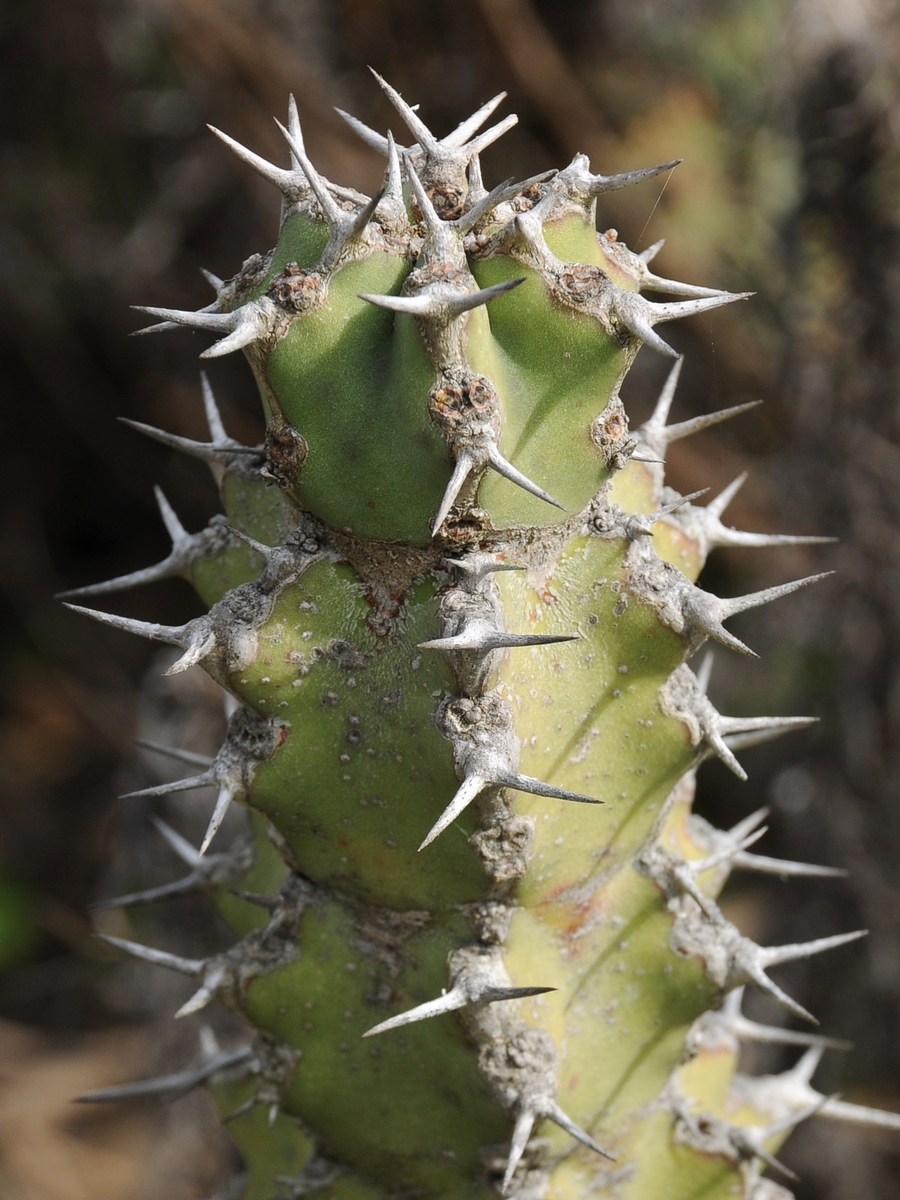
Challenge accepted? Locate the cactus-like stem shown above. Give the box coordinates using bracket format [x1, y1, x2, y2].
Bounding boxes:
[73, 78, 899, 1200]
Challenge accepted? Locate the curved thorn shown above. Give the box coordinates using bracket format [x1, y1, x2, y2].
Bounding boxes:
[175, 975, 223, 1020]
[487, 446, 565, 511]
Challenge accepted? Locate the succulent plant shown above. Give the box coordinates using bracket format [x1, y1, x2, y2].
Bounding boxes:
[68, 72, 900, 1200]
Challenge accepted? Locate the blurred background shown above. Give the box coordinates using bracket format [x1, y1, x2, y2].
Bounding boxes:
[2, 0, 900, 1196]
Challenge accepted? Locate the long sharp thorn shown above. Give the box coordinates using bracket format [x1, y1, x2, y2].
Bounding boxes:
[547, 1102, 615, 1160]
[200, 372, 228, 442]
[742, 959, 818, 1025]
[732, 851, 847, 879]
[286, 94, 305, 166]
[402, 153, 443, 236]
[97, 934, 203, 977]
[151, 816, 202, 866]
[717, 572, 834, 620]
[57, 560, 180, 599]
[362, 984, 552, 1038]
[496, 771, 601, 805]
[817, 1097, 900, 1131]
[616, 305, 679, 357]
[667, 401, 764, 448]
[75, 1046, 253, 1105]
[732, 1010, 851, 1049]
[369, 69, 439, 152]
[759, 930, 868, 970]
[199, 784, 238, 856]
[134, 740, 214, 770]
[487, 446, 565, 511]
[433, 453, 475, 534]
[347, 188, 384, 241]
[463, 114, 519, 159]
[419, 774, 487, 850]
[133, 306, 236, 334]
[154, 486, 188, 544]
[200, 268, 224, 292]
[207, 125, 294, 193]
[419, 631, 579, 652]
[92, 875, 201, 909]
[446, 278, 524, 314]
[383, 130, 402, 200]
[502, 1109, 535, 1193]
[646, 291, 755, 325]
[589, 159, 682, 195]
[275, 120, 343, 226]
[707, 731, 748, 780]
[119, 770, 216, 800]
[63, 603, 184, 647]
[444, 92, 508, 148]
[118, 418, 262, 461]
[334, 107, 391, 155]
[642, 272, 727, 299]
[362, 986, 469, 1037]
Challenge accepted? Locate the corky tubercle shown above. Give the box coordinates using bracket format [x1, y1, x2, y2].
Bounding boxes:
[71, 71, 898, 1200]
